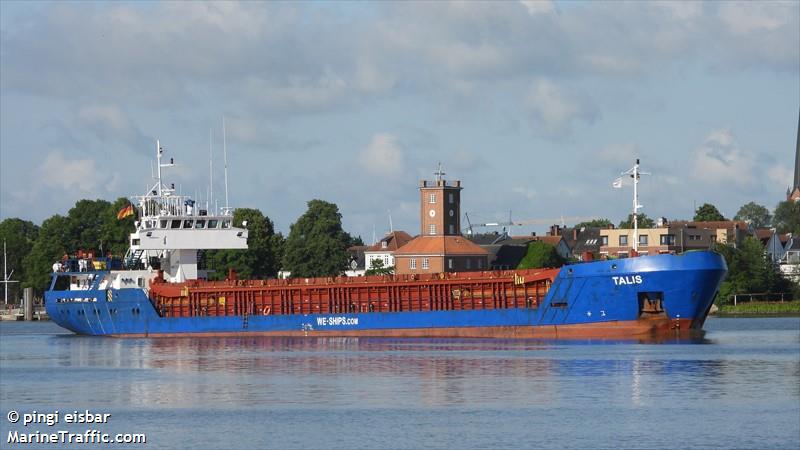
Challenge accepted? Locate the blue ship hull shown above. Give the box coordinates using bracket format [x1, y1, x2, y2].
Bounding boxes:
[45, 251, 727, 339]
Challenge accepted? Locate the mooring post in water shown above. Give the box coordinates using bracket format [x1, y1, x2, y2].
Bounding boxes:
[24, 287, 33, 321]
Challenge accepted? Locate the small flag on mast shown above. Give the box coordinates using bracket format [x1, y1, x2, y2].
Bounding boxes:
[116, 204, 134, 220]
[612, 177, 623, 189]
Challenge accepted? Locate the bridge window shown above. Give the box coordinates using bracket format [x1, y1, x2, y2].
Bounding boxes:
[183, 220, 193, 229]
[52, 275, 71, 291]
[170, 220, 181, 229]
[195, 220, 206, 229]
[221, 220, 231, 229]
[208, 220, 219, 229]
[160, 220, 168, 229]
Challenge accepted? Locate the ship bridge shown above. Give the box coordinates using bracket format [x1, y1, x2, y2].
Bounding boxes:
[124, 140, 248, 283]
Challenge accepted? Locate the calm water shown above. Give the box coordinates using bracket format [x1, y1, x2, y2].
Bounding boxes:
[1, 318, 798, 450]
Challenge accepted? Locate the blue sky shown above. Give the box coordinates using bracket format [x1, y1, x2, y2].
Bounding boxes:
[1, 1, 798, 241]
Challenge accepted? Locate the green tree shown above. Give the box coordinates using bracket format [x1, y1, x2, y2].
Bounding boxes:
[0, 218, 39, 300]
[575, 218, 613, 228]
[101, 197, 137, 257]
[23, 215, 72, 292]
[618, 213, 655, 229]
[283, 200, 350, 277]
[206, 208, 284, 279]
[773, 200, 800, 235]
[365, 258, 394, 276]
[517, 241, 565, 269]
[733, 201, 771, 228]
[346, 234, 365, 247]
[713, 236, 793, 304]
[65, 199, 113, 253]
[693, 203, 725, 222]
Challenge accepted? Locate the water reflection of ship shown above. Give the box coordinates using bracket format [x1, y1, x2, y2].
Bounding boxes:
[47, 336, 725, 409]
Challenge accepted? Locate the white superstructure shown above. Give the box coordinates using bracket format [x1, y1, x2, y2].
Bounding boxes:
[125, 140, 248, 282]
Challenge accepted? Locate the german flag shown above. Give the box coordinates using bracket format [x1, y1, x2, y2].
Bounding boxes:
[116, 204, 134, 220]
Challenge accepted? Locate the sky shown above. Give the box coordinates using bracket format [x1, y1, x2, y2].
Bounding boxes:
[1, 0, 798, 242]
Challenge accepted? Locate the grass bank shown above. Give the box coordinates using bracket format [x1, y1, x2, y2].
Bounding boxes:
[716, 301, 800, 316]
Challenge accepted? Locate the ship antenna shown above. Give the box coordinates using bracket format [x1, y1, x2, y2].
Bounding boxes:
[156, 140, 162, 197]
[223, 116, 230, 213]
[209, 127, 213, 215]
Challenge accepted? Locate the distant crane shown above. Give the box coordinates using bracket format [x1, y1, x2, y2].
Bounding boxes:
[463, 212, 597, 236]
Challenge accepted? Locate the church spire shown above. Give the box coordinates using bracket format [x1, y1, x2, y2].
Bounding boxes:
[794, 109, 800, 190]
[789, 109, 800, 202]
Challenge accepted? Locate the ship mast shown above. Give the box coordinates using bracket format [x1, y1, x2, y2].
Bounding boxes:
[223, 116, 230, 214]
[618, 159, 650, 252]
[2, 240, 19, 305]
[209, 127, 213, 214]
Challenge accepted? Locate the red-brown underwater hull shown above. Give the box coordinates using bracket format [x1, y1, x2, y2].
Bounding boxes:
[112, 317, 695, 340]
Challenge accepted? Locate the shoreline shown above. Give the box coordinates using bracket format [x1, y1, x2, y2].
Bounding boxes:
[711, 301, 800, 317]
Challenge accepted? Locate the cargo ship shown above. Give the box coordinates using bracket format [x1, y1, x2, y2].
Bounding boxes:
[45, 142, 727, 339]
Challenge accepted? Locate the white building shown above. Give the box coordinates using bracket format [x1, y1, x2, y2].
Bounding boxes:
[364, 231, 413, 272]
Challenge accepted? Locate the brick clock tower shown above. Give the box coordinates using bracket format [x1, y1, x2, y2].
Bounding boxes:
[395, 165, 489, 274]
[419, 165, 462, 237]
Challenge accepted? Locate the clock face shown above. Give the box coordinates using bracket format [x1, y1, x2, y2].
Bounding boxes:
[429, 209, 436, 218]
[449, 209, 454, 217]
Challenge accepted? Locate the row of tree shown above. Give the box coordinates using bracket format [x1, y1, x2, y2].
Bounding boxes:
[574, 200, 800, 234]
[712, 237, 796, 304]
[2, 196, 799, 303]
[0, 198, 362, 301]
[202, 200, 363, 281]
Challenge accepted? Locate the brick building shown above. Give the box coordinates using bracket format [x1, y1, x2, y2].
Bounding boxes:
[394, 171, 489, 274]
[598, 220, 750, 258]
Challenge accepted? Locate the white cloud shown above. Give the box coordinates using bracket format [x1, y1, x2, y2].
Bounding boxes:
[691, 129, 757, 188]
[358, 133, 405, 177]
[654, 2, 703, 21]
[768, 163, 793, 190]
[596, 143, 639, 167]
[512, 186, 537, 200]
[718, 2, 790, 35]
[525, 78, 597, 135]
[519, 1, 555, 16]
[38, 151, 108, 192]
